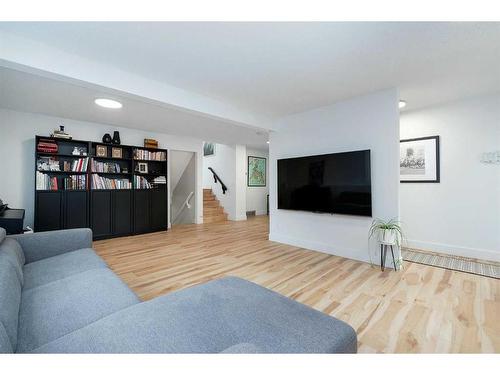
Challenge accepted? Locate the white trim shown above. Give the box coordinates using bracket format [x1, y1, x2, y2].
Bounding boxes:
[269, 233, 396, 269]
[406, 239, 500, 262]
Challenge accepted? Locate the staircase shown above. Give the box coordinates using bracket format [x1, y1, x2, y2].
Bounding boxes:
[203, 188, 228, 223]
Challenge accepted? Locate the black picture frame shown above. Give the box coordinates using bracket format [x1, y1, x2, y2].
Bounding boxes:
[247, 156, 267, 187]
[400, 135, 440, 183]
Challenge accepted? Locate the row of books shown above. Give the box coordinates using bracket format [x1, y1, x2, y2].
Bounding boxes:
[67, 158, 88, 172]
[63, 175, 87, 190]
[91, 159, 123, 173]
[36, 172, 88, 190]
[91, 174, 132, 190]
[133, 149, 166, 161]
[134, 176, 153, 189]
[36, 172, 58, 190]
[153, 176, 166, 185]
[37, 139, 58, 153]
[36, 157, 88, 172]
[37, 157, 60, 171]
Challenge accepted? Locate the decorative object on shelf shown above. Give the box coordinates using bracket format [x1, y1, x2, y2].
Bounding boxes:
[37, 138, 58, 153]
[111, 147, 123, 159]
[112, 131, 121, 145]
[72, 146, 87, 156]
[51, 125, 72, 140]
[96, 145, 108, 157]
[37, 156, 60, 171]
[137, 162, 148, 174]
[203, 142, 216, 156]
[102, 133, 112, 144]
[400, 136, 440, 183]
[247, 156, 266, 187]
[369, 218, 405, 271]
[144, 138, 158, 148]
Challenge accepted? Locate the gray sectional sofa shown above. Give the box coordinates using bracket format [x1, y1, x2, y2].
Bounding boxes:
[0, 227, 357, 353]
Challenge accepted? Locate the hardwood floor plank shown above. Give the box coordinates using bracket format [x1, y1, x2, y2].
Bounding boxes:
[93, 216, 499, 353]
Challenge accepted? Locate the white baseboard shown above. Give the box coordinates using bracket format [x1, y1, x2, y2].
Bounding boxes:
[269, 232, 394, 268]
[406, 239, 500, 262]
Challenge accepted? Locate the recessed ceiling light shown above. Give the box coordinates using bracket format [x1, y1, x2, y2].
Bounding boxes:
[399, 100, 407, 109]
[95, 98, 122, 109]
[266, 141, 270, 144]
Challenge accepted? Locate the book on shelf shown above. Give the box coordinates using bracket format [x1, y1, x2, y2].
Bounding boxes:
[91, 174, 132, 190]
[63, 175, 87, 190]
[68, 158, 88, 172]
[37, 139, 58, 153]
[134, 175, 153, 189]
[36, 171, 58, 190]
[91, 159, 122, 173]
[133, 149, 166, 161]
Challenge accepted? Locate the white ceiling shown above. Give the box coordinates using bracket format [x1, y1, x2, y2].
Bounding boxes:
[1, 22, 499, 117]
[0, 67, 269, 149]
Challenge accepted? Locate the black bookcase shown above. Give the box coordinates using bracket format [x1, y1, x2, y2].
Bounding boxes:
[34, 136, 168, 239]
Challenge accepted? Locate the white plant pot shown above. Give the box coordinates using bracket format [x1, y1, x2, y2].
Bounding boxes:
[379, 229, 397, 245]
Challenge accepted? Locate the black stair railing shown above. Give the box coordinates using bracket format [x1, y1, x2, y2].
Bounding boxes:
[208, 167, 228, 194]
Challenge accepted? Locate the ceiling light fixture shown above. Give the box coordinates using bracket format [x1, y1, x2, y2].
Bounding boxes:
[266, 141, 270, 144]
[95, 98, 122, 109]
[399, 100, 407, 109]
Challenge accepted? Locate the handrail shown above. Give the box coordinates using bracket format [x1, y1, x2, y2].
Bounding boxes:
[207, 167, 227, 194]
[172, 191, 194, 224]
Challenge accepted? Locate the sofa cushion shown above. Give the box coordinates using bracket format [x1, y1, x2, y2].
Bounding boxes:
[0, 256, 22, 351]
[0, 227, 6, 243]
[0, 322, 13, 353]
[32, 277, 357, 353]
[17, 268, 140, 353]
[22, 248, 107, 290]
[220, 343, 263, 353]
[0, 238, 25, 285]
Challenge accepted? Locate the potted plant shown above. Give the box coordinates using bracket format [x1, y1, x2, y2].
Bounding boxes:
[368, 218, 405, 270]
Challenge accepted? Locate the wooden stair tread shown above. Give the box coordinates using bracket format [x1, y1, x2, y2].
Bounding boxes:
[203, 188, 227, 223]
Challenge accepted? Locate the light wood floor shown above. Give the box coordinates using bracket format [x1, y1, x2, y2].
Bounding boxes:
[94, 216, 500, 353]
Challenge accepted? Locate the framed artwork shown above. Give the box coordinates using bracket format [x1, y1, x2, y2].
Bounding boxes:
[203, 142, 216, 157]
[400, 136, 440, 183]
[137, 162, 148, 174]
[96, 145, 107, 157]
[247, 156, 266, 187]
[111, 147, 123, 159]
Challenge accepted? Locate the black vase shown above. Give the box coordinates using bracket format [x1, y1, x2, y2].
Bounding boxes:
[102, 133, 112, 144]
[112, 131, 121, 145]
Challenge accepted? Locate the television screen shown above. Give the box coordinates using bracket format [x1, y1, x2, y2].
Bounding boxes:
[277, 150, 372, 217]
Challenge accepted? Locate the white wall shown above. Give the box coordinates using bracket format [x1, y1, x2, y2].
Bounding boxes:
[246, 148, 269, 215]
[171, 152, 196, 225]
[202, 143, 246, 221]
[0, 108, 204, 228]
[400, 93, 500, 261]
[269, 89, 400, 265]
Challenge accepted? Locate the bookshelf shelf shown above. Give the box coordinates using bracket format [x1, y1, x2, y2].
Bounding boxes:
[91, 172, 132, 176]
[92, 156, 133, 161]
[36, 152, 88, 158]
[35, 135, 168, 239]
[37, 170, 88, 174]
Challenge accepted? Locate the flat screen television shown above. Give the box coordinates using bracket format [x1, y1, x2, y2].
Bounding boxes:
[277, 150, 372, 217]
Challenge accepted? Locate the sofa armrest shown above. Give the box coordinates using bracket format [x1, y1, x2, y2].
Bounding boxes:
[8, 228, 93, 263]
